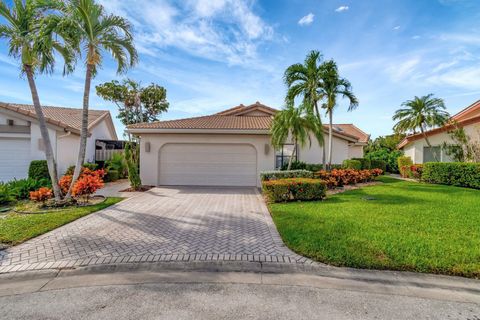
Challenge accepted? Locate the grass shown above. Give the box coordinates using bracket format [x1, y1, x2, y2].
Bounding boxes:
[269, 176, 480, 278]
[0, 197, 123, 246]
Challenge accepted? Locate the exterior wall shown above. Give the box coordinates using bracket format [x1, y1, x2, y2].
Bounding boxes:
[28, 123, 58, 163]
[299, 134, 350, 165]
[85, 120, 115, 163]
[0, 113, 30, 126]
[348, 145, 364, 159]
[402, 122, 480, 163]
[138, 133, 274, 187]
[56, 133, 80, 175]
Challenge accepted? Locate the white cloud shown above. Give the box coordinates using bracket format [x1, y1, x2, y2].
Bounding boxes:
[98, 0, 274, 67]
[426, 66, 480, 90]
[386, 58, 421, 81]
[393, 25, 400, 30]
[412, 35, 421, 40]
[335, 6, 349, 12]
[298, 13, 314, 26]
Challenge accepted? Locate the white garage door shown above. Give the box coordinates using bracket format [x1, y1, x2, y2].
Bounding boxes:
[0, 137, 31, 182]
[159, 143, 257, 186]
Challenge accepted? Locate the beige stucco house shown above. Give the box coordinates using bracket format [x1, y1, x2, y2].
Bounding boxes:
[0, 102, 118, 182]
[398, 100, 480, 163]
[127, 102, 369, 187]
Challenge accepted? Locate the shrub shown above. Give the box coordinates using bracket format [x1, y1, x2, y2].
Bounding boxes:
[315, 168, 382, 189]
[260, 170, 314, 181]
[351, 158, 371, 170]
[59, 175, 73, 194]
[305, 163, 325, 172]
[398, 156, 413, 177]
[7, 178, 50, 200]
[342, 159, 362, 170]
[370, 159, 387, 173]
[28, 160, 50, 181]
[65, 163, 98, 176]
[365, 149, 403, 173]
[262, 178, 327, 203]
[72, 174, 104, 202]
[105, 153, 127, 178]
[281, 161, 307, 171]
[29, 187, 53, 202]
[59, 168, 105, 195]
[422, 162, 480, 189]
[0, 183, 14, 205]
[104, 169, 119, 182]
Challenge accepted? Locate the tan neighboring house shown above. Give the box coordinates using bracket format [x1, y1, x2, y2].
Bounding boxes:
[0, 102, 118, 182]
[127, 102, 369, 187]
[398, 99, 480, 163]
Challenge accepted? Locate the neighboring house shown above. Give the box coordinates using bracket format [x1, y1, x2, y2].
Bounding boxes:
[398, 99, 480, 163]
[0, 102, 118, 182]
[127, 102, 369, 187]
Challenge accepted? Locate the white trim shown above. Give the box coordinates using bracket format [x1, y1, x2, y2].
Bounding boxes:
[127, 128, 270, 135]
[0, 133, 31, 139]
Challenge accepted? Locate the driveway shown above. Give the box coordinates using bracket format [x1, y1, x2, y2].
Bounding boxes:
[0, 187, 308, 273]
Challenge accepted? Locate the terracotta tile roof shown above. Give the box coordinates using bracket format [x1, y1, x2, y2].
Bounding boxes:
[0, 102, 110, 133]
[331, 124, 370, 143]
[216, 102, 278, 116]
[451, 99, 480, 122]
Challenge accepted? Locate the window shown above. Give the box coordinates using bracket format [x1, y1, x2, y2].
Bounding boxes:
[423, 146, 455, 163]
[275, 144, 297, 169]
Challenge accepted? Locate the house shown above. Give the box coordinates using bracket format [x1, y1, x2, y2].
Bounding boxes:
[126, 102, 369, 187]
[0, 102, 118, 182]
[398, 99, 480, 163]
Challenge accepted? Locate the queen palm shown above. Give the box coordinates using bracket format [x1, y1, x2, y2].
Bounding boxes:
[271, 103, 323, 170]
[393, 94, 450, 162]
[284, 50, 326, 167]
[0, 0, 75, 201]
[319, 60, 358, 169]
[63, 0, 138, 198]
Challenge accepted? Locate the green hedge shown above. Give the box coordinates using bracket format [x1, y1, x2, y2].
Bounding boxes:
[260, 170, 314, 181]
[262, 178, 327, 203]
[104, 169, 119, 182]
[28, 160, 50, 181]
[370, 159, 387, 172]
[342, 159, 362, 170]
[351, 158, 371, 169]
[422, 162, 480, 189]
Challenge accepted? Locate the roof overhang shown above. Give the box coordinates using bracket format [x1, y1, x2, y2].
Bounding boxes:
[126, 128, 270, 135]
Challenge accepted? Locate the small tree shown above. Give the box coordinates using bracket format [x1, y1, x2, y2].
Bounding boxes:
[124, 142, 141, 190]
[443, 126, 480, 162]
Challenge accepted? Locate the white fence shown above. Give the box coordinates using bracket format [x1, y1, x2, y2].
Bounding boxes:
[95, 149, 124, 162]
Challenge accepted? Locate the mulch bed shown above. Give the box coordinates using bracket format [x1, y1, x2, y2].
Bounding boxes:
[119, 185, 154, 192]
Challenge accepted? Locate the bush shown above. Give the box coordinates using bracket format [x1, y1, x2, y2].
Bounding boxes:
[342, 159, 362, 170]
[104, 169, 119, 182]
[370, 159, 387, 173]
[315, 168, 382, 189]
[365, 149, 403, 173]
[397, 156, 413, 177]
[281, 161, 307, 171]
[262, 178, 327, 203]
[105, 153, 127, 178]
[28, 160, 50, 181]
[72, 174, 104, 202]
[260, 170, 314, 181]
[0, 184, 14, 205]
[6, 178, 50, 200]
[351, 158, 371, 170]
[422, 162, 480, 189]
[30, 187, 53, 202]
[65, 163, 98, 176]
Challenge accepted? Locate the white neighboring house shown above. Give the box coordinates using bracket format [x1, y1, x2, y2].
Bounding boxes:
[126, 102, 369, 187]
[0, 102, 118, 182]
[398, 99, 480, 163]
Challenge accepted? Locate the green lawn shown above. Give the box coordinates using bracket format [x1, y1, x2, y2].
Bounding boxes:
[269, 177, 480, 278]
[0, 197, 123, 246]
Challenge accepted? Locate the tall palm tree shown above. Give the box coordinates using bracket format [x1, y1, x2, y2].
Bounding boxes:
[63, 0, 138, 198]
[284, 50, 326, 167]
[0, 0, 75, 201]
[393, 94, 450, 161]
[271, 103, 323, 170]
[319, 60, 358, 169]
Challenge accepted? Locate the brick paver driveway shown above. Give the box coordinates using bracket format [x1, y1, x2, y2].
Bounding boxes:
[0, 187, 310, 273]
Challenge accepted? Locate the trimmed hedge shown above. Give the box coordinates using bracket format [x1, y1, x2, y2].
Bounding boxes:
[351, 158, 371, 170]
[104, 169, 119, 182]
[342, 159, 362, 170]
[262, 178, 327, 203]
[260, 170, 314, 181]
[370, 159, 387, 172]
[28, 160, 50, 181]
[422, 162, 480, 189]
[397, 156, 413, 177]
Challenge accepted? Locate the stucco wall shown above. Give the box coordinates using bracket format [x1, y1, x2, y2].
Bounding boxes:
[56, 133, 80, 175]
[348, 145, 364, 159]
[299, 134, 350, 165]
[138, 133, 274, 187]
[0, 113, 30, 126]
[86, 120, 115, 163]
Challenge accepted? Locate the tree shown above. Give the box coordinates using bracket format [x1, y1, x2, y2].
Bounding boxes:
[271, 103, 323, 170]
[284, 50, 326, 167]
[443, 126, 480, 162]
[364, 134, 405, 173]
[0, 0, 75, 201]
[393, 94, 450, 162]
[318, 60, 358, 169]
[62, 0, 138, 199]
[96, 79, 169, 126]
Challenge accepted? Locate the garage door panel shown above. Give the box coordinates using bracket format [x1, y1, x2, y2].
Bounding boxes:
[159, 143, 257, 186]
[0, 138, 31, 182]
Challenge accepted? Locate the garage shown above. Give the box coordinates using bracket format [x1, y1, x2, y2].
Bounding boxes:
[159, 143, 257, 186]
[0, 137, 31, 182]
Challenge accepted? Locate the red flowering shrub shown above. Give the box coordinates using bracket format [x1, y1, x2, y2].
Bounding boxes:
[400, 164, 423, 180]
[72, 174, 104, 202]
[59, 175, 72, 194]
[315, 168, 383, 190]
[30, 187, 53, 202]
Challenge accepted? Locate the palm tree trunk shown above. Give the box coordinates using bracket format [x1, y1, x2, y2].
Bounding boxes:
[65, 63, 93, 199]
[420, 126, 439, 162]
[327, 111, 333, 170]
[24, 65, 62, 201]
[314, 101, 326, 170]
[287, 140, 297, 170]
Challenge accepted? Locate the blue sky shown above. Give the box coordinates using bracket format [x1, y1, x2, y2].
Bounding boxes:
[1, 0, 480, 138]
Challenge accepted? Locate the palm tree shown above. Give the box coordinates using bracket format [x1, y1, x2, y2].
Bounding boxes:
[0, 0, 75, 201]
[393, 94, 450, 162]
[284, 50, 326, 167]
[319, 60, 358, 169]
[271, 103, 323, 170]
[63, 0, 138, 198]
